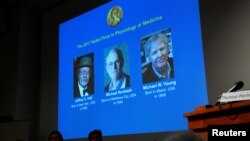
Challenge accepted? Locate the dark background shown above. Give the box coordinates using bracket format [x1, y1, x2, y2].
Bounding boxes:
[1, 0, 250, 141]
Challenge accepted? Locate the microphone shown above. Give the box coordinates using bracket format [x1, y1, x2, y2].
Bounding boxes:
[227, 81, 244, 92]
[215, 81, 244, 105]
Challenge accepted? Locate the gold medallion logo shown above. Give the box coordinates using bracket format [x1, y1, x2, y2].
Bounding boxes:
[107, 6, 123, 27]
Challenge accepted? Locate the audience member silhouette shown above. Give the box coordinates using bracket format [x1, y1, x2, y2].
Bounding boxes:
[88, 129, 103, 141]
[162, 131, 205, 141]
[49, 130, 63, 141]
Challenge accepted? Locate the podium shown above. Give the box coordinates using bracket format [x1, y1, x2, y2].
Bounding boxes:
[184, 100, 250, 138]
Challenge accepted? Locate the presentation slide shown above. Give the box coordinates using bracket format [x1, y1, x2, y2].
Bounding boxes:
[59, 0, 208, 139]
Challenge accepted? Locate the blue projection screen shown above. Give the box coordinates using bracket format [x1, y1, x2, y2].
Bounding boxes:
[59, 0, 208, 139]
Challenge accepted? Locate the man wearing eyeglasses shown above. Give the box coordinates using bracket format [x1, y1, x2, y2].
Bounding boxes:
[74, 55, 94, 98]
[104, 48, 130, 92]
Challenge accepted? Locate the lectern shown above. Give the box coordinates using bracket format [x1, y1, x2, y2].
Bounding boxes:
[184, 100, 250, 138]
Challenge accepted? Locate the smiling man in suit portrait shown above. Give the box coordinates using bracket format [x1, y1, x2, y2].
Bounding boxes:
[74, 54, 94, 98]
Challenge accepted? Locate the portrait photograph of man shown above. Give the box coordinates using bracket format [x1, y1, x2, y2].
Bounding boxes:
[141, 28, 174, 84]
[104, 42, 130, 92]
[73, 53, 94, 98]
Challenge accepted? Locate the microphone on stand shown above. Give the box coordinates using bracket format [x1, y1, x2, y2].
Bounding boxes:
[215, 81, 244, 105]
[227, 81, 244, 92]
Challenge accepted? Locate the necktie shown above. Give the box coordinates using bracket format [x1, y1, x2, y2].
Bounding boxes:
[82, 89, 86, 96]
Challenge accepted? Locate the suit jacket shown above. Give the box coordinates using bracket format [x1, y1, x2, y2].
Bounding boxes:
[142, 62, 174, 84]
[104, 73, 130, 92]
[74, 80, 94, 98]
